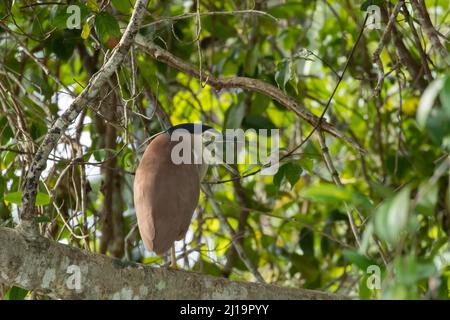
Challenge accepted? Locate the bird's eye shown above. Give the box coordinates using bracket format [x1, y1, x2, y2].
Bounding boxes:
[202, 135, 216, 147]
[202, 130, 221, 146]
[203, 140, 214, 147]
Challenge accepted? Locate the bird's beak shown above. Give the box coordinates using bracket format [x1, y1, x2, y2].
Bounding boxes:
[202, 133, 236, 147]
[201, 134, 241, 176]
[221, 162, 240, 176]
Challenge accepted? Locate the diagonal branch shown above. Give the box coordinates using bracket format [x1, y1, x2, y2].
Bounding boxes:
[141, 9, 277, 28]
[0, 227, 346, 299]
[202, 185, 265, 283]
[372, 0, 405, 97]
[135, 37, 363, 153]
[410, 0, 449, 66]
[317, 131, 361, 247]
[19, 0, 150, 234]
[222, 178, 252, 278]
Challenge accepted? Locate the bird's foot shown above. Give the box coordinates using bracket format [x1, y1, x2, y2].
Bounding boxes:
[170, 245, 177, 268]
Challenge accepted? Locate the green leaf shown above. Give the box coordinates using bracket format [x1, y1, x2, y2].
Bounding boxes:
[5, 286, 28, 300]
[1, 150, 15, 169]
[122, 150, 134, 171]
[299, 228, 314, 256]
[359, 275, 373, 300]
[242, 115, 276, 130]
[268, 3, 305, 19]
[0, 0, 12, 19]
[250, 93, 270, 115]
[0, 176, 4, 196]
[298, 157, 314, 173]
[3, 191, 22, 204]
[273, 162, 302, 189]
[425, 108, 450, 145]
[417, 77, 444, 128]
[302, 183, 371, 210]
[3, 191, 50, 206]
[111, 0, 132, 14]
[343, 250, 377, 271]
[34, 215, 52, 223]
[360, 0, 384, 11]
[93, 148, 108, 161]
[194, 260, 222, 276]
[302, 183, 352, 203]
[36, 192, 51, 206]
[244, 46, 259, 76]
[416, 182, 439, 215]
[374, 186, 411, 246]
[49, 29, 80, 60]
[95, 12, 121, 47]
[288, 252, 320, 284]
[87, 0, 99, 12]
[259, 15, 278, 36]
[233, 238, 260, 272]
[275, 60, 291, 91]
[81, 22, 91, 39]
[52, 4, 89, 29]
[273, 165, 285, 189]
[440, 75, 450, 115]
[225, 103, 245, 129]
[284, 162, 302, 187]
[394, 255, 437, 286]
[359, 223, 374, 257]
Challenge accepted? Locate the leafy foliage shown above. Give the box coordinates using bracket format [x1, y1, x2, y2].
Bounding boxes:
[0, 0, 449, 300]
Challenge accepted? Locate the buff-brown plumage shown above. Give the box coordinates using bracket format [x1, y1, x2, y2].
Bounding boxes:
[133, 133, 200, 254]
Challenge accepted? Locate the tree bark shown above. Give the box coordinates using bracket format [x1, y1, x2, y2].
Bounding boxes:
[0, 227, 346, 300]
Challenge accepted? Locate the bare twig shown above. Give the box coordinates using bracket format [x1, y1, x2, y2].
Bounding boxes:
[143, 87, 172, 130]
[372, 1, 405, 97]
[141, 9, 278, 28]
[410, 0, 449, 66]
[317, 131, 361, 247]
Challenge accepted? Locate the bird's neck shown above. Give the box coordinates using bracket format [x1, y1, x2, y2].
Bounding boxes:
[196, 162, 208, 181]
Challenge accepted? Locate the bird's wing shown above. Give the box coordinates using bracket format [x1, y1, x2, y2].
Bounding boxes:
[133, 155, 156, 252]
[134, 134, 200, 255]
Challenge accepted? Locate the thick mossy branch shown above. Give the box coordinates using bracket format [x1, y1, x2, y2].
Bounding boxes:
[0, 227, 346, 300]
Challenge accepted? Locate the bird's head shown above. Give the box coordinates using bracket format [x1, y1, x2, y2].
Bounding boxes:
[166, 123, 220, 144]
[166, 123, 231, 180]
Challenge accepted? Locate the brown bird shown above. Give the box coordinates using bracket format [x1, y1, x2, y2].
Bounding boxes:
[133, 123, 220, 267]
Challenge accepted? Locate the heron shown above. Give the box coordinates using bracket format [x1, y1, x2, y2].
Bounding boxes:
[133, 123, 226, 267]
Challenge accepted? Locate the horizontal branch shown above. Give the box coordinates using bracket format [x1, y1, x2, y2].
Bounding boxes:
[0, 227, 345, 300]
[135, 37, 363, 152]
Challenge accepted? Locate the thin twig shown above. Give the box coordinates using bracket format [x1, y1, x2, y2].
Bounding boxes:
[203, 185, 265, 283]
[372, 0, 405, 97]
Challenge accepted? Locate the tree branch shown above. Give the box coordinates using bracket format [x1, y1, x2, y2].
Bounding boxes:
[19, 0, 150, 234]
[379, 6, 428, 90]
[0, 227, 345, 300]
[222, 178, 252, 278]
[134, 37, 364, 152]
[372, 0, 405, 97]
[410, 0, 449, 66]
[202, 185, 266, 283]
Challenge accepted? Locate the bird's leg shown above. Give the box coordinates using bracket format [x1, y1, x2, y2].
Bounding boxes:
[170, 244, 177, 268]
